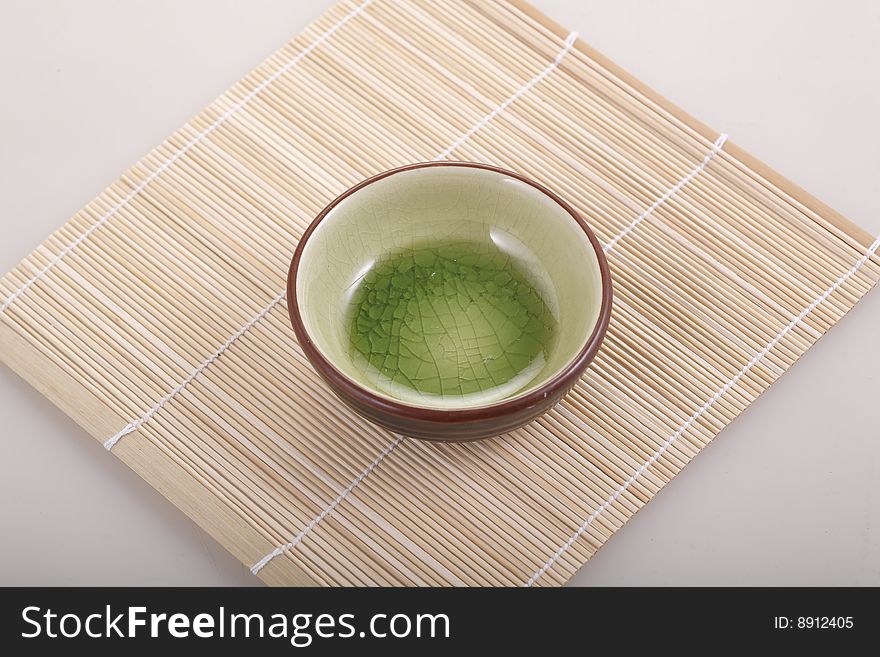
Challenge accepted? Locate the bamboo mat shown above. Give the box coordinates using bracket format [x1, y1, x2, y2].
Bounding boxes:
[2, 0, 878, 586]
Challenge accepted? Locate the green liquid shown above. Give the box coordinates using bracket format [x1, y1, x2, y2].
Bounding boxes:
[346, 239, 557, 403]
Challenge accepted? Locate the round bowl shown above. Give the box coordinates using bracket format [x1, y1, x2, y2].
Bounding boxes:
[288, 162, 612, 441]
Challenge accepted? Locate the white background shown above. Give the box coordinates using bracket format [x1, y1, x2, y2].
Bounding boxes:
[0, 0, 877, 585]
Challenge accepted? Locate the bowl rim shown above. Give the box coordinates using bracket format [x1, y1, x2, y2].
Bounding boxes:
[287, 161, 613, 423]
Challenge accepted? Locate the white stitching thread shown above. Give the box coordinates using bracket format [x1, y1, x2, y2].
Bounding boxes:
[250, 436, 403, 575]
[434, 32, 578, 161]
[525, 236, 880, 586]
[103, 289, 287, 450]
[604, 133, 728, 253]
[0, 0, 374, 316]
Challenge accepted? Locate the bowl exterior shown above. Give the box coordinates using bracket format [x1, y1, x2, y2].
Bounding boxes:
[305, 351, 593, 442]
[288, 161, 612, 443]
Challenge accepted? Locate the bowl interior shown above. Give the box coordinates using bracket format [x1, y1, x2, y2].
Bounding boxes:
[295, 165, 604, 410]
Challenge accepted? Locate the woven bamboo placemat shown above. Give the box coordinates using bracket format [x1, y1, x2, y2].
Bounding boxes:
[1, 0, 878, 586]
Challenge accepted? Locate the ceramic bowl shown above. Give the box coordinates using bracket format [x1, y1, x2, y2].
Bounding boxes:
[288, 162, 612, 441]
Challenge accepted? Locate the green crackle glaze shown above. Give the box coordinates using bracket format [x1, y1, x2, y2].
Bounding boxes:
[346, 240, 557, 403]
[296, 165, 604, 411]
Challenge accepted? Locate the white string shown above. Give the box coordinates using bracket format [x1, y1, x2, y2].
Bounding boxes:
[103, 289, 287, 450]
[250, 436, 403, 575]
[525, 236, 880, 586]
[604, 133, 728, 253]
[0, 0, 374, 316]
[434, 32, 578, 161]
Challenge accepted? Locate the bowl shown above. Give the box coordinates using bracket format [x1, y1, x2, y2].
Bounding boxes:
[287, 162, 612, 441]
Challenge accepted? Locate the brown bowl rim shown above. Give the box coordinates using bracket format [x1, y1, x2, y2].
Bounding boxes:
[287, 161, 613, 425]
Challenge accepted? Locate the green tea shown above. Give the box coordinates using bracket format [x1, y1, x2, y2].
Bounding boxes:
[346, 239, 557, 404]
